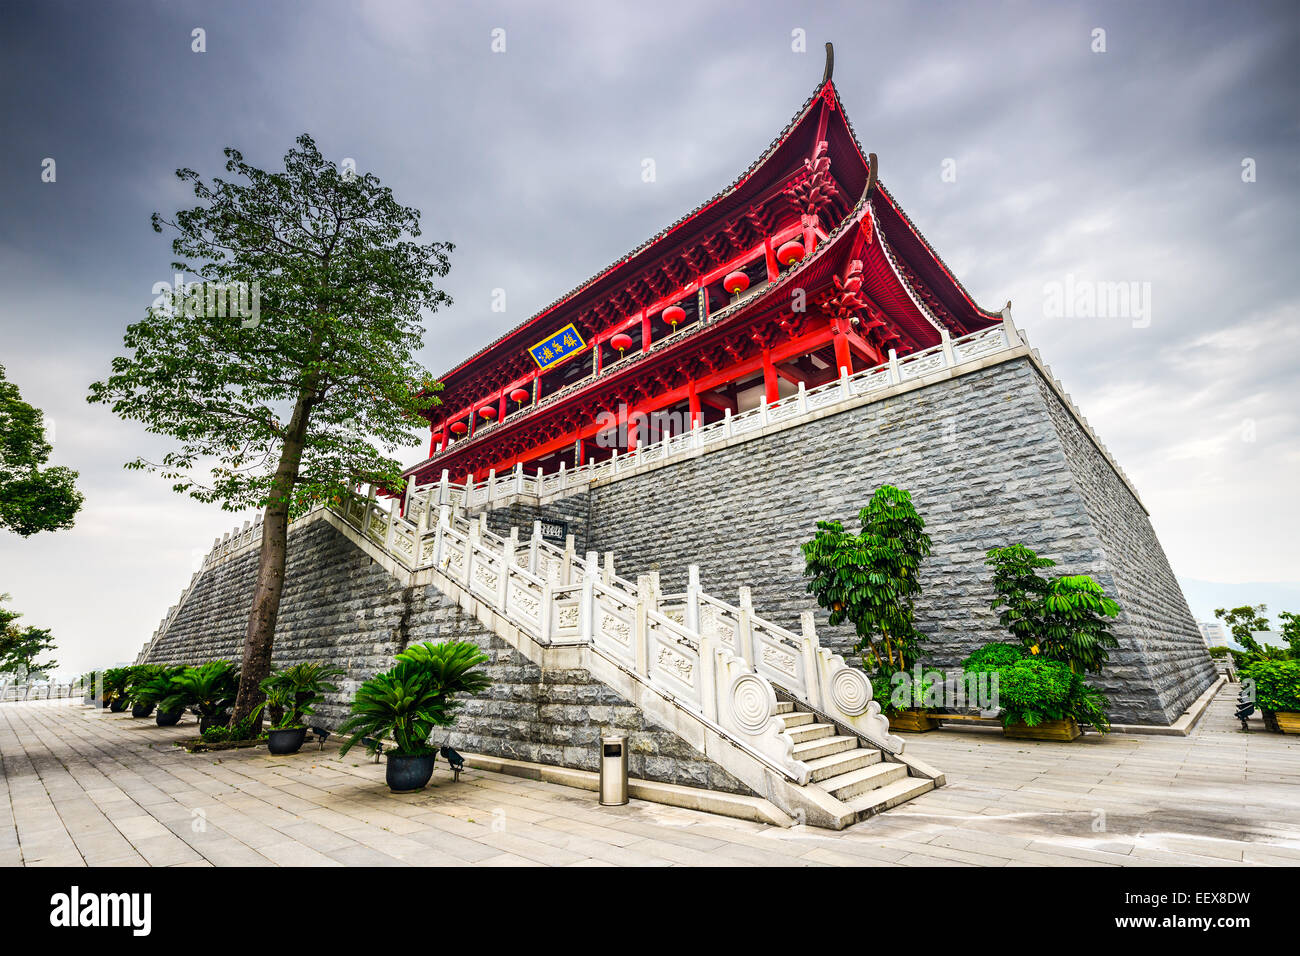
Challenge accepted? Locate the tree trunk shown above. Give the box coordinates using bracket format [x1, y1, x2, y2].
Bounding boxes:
[229, 403, 311, 730]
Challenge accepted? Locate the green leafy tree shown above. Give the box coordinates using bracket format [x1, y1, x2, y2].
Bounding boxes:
[0, 365, 83, 536]
[985, 545, 1055, 645]
[1279, 612, 1300, 657]
[801, 485, 932, 676]
[1214, 605, 1272, 660]
[985, 546, 1120, 674]
[88, 134, 453, 728]
[0, 625, 58, 680]
[1040, 575, 1120, 674]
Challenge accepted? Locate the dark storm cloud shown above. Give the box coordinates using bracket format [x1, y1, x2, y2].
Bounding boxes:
[1, 0, 1296, 672]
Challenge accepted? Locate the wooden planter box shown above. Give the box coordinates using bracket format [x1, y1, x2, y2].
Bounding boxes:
[1274, 711, 1300, 735]
[1003, 718, 1082, 742]
[888, 709, 939, 733]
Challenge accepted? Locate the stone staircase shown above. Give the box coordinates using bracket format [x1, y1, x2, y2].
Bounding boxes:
[143, 478, 943, 829]
[777, 700, 935, 821]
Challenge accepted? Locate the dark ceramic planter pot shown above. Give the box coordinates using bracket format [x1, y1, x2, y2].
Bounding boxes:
[385, 753, 436, 793]
[267, 727, 307, 755]
[109, 697, 128, 713]
[198, 713, 230, 735]
[131, 702, 155, 719]
[156, 707, 183, 727]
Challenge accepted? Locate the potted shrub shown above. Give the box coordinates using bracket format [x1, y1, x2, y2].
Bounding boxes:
[1244, 659, 1300, 734]
[175, 660, 239, 733]
[102, 667, 131, 712]
[257, 662, 343, 755]
[133, 666, 189, 726]
[80, 671, 101, 705]
[963, 647, 1110, 740]
[125, 665, 163, 717]
[873, 670, 938, 732]
[338, 641, 490, 793]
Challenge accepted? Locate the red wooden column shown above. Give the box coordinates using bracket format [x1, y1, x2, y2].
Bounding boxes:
[688, 379, 701, 428]
[762, 348, 779, 404]
[498, 393, 508, 421]
[832, 318, 853, 375]
[764, 236, 778, 282]
[640, 309, 651, 351]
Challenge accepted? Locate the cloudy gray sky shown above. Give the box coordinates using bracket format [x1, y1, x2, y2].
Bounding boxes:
[1, 0, 1297, 675]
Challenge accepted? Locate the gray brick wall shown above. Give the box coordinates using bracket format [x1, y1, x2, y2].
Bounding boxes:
[559, 357, 1212, 725]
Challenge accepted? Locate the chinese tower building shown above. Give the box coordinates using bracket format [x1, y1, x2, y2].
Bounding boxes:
[139, 46, 1217, 827]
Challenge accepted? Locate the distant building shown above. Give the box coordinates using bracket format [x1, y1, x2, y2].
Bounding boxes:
[1198, 621, 1226, 646]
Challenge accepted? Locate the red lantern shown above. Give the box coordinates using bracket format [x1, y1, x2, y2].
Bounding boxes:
[449, 421, 468, 436]
[662, 305, 686, 330]
[610, 332, 633, 357]
[478, 405, 497, 420]
[723, 271, 749, 295]
[777, 240, 805, 267]
[509, 388, 530, 405]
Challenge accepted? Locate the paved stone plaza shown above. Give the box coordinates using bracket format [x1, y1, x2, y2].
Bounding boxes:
[2, 685, 1296, 867]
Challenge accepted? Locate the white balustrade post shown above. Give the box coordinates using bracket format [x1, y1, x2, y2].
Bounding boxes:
[797, 380, 807, 413]
[433, 505, 449, 566]
[685, 564, 702, 633]
[498, 531, 515, 611]
[559, 460, 567, 490]
[887, 348, 900, 384]
[737, 586, 755, 668]
[539, 579, 554, 645]
[698, 630, 718, 723]
[579, 551, 598, 643]
[438, 469, 450, 506]
[799, 611, 824, 711]
[611, 448, 620, 475]
[487, 468, 497, 504]
[759, 397, 769, 427]
[529, 521, 541, 574]
[562, 533, 575, 585]
[535, 467, 544, 498]
[940, 327, 956, 368]
[463, 518, 477, 589]
[647, 570, 661, 613]
[514, 461, 525, 495]
[634, 575, 652, 676]
[602, 552, 614, 586]
[723, 407, 733, 438]
[478, 512, 489, 537]
[1001, 305, 1024, 348]
[840, 364, 853, 397]
[383, 497, 398, 552]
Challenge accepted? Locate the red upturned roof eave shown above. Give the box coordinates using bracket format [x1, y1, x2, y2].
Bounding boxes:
[818, 84, 1000, 329]
[431, 84, 836, 390]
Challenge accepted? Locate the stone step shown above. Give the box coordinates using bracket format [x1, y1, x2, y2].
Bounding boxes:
[775, 701, 795, 714]
[845, 776, 936, 820]
[785, 722, 835, 744]
[803, 746, 881, 782]
[792, 734, 858, 762]
[822, 761, 909, 801]
[778, 711, 817, 729]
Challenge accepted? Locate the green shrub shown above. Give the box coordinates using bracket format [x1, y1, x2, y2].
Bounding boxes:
[869, 671, 935, 715]
[338, 641, 490, 757]
[964, 646, 1110, 733]
[1243, 659, 1300, 713]
[962, 642, 1025, 672]
[258, 661, 342, 729]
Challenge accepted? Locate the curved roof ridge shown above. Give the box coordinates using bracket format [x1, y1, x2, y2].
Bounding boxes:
[433, 81, 829, 384]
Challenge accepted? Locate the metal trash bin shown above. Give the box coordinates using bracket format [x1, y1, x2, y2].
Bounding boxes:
[599, 735, 629, 806]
